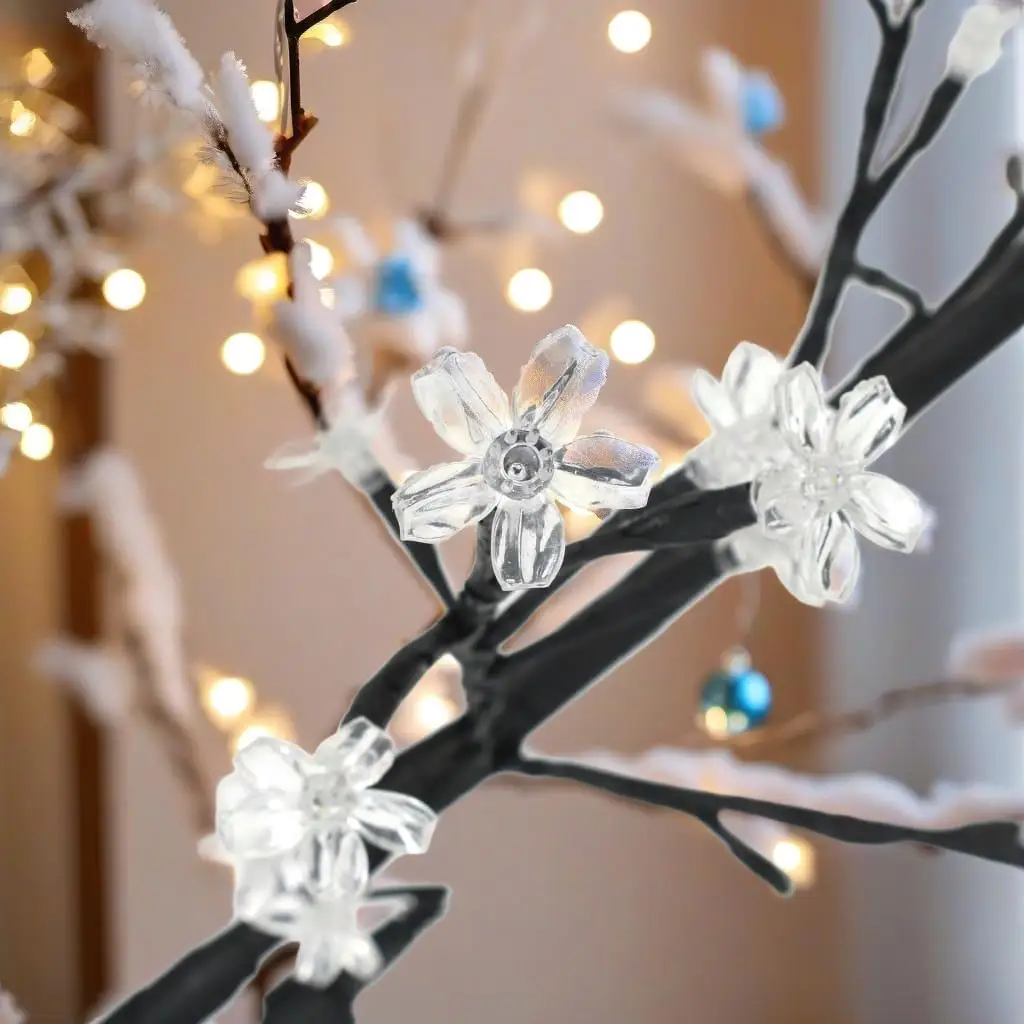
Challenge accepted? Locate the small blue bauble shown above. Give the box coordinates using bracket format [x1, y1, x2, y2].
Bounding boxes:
[741, 73, 785, 138]
[699, 654, 772, 736]
[372, 254, 424, 317]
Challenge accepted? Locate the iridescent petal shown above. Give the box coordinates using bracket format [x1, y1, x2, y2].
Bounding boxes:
[412, 349, 512, 455]
[843, 471, 930, 552]
[392, 460, 499, 542]
[551, 433, 659, 511]
[832, 377, 906, 465]
[512, 325, 609, 446]
[315, 718, 395, 790]
[350, 789, 438, 854]
[690, 369, 737, 431]
[491, 496, 565, 590]
[720, 341, 781, 418]
[798, 513, 860, 604]
[234, 737, 312, 793]
[775, 364, 831, 453]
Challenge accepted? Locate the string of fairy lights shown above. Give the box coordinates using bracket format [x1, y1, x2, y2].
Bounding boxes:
[2, 7, 815, 889]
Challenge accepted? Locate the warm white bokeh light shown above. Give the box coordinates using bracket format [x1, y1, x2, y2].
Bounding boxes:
[608, 10, 652, 53]
[0, 283, 33, 315]
[702, 706, 730, 739]
[249, 80, 281, 123]
[319, 287, 336, 309]
[610, 320, 655, 364]
[221, 333, 266, 375]
[22, 48, 55, 88]
[1, 401, 32, 431]
[305, 240, 335, 280]
[558, 191, 604, 234]
[102, 268, 147, 311]
[235, 256, 288, 303]
[232, 706, 295, 752]
[304, 17, 349, 47]
[506, 268, 553, 312]
[0, 329, 32, 369]
[202, 676, 255, 729]
[412, 693, 459, 734]
[19, 422, 53, 460]
[294, 181, 329, 219]
[771, 836, 816, 889]
[8, 101, 37, 137]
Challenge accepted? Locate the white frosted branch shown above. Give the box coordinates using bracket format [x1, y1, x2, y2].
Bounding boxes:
[575, 747, 1024, 831]
[34, 637, 134, 724]
[59, 450, 193, 724]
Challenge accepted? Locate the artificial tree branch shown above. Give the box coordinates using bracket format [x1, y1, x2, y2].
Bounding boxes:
[853, 261, 929, 317]
[789, 3, 966, 369]
[509, 754, 1024, 876]
[699, 674, 1020, 754]
[260, 885, 451, 1023]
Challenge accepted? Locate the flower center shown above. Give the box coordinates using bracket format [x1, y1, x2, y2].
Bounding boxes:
[301, 772, 357, 822]
[482, 428, 555, 500]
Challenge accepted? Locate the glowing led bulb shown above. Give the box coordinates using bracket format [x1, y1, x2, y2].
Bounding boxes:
[0, 329, 32, 369]
[608, 10, 652, 53]
[702, 705, 730, 739]
[610, 320, 655, 364]
[232, 706, 295, 752]
[221, 333, 266, 375]
[412, 693, 459, 734]
[249, 80, 281, 124]
[319, 287, 336, 308]
[102, 268, 146, 311]
[506, 268, 553, 312]
[304, 240, 334, 280]
[1, 402, 32, 431]
[20, 422, 53, 460]
[8, 101, 37, 137]
[22, 48, 55, 88]
[558, 191, 604, 234]
[294, 181, 329, 219]
[0, 283, 33, 315]
[235, 255, 288, 303]
[771, 836, 815, 890]
[202, 675, 254, 729]
[304, 17, 349, 46]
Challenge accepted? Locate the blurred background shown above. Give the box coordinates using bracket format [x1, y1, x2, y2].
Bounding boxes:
[1, 0, 1023, 1021]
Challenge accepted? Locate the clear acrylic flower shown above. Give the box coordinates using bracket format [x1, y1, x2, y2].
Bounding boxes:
[216, 717, 437, 866]
[265, 386, 386, 491]
[392, 325, 660, 590]
[751, 366, 930, 605]
[234, 832, 385, 987]
[685, 341, 789, 488]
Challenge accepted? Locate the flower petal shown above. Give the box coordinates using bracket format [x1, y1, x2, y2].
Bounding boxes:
[264, 438, 326, 486]
[721, 342, 781, 418]
[551, 433, 659, 511]
[301, 829, 370, 896]
[412, 349, 512, 455]
[491, 497, 565, 590]
[295, 933, 351, 988]
[341, 935, 385, 981]
[752, 463, 816, 536]
[232, 859, 304, 928]
[392, 460, 499, 542]
[690, 368, 736, 431]
[798, 512, 860, 604]
[216, 780, 307, 858]
[235, 736, 311, 793]
[843, 471, 929, 552]
[350, 789, 438, 854]
[775, 364, 831, 453]
[832, 377, 906, 465]
[315, 717, 395, 790]
[512, 325, 609, 446]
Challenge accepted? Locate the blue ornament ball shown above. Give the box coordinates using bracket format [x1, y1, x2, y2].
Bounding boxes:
[372, 254, 424, 317]
[740, 72, 785, 138]
[699, 657, 772, 736]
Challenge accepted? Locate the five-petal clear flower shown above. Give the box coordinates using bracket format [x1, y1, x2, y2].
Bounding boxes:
[392, 325, 660, 590]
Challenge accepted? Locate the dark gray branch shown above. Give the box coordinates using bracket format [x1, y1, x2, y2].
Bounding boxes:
[853, 261, 928, 317]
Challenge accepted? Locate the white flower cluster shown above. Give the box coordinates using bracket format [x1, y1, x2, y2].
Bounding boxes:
[216, 719, 438, 987]
[69, 0, 302, 222]
[686, 343, 930, 606]
[947, 1, 1024, 81]
[392, 326, 660, 591]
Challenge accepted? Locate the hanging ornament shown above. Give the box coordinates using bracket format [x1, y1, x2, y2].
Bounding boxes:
[697, 573, 770, 738]
[372, 254, 424, 316]
[698, 647, 773, 738]
[740, 71, 784, 138]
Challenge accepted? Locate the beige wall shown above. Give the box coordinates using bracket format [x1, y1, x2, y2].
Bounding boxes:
[95, 2, 840, 1022]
